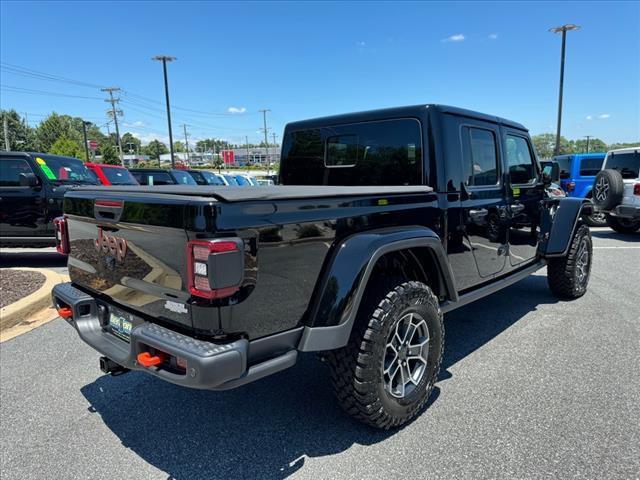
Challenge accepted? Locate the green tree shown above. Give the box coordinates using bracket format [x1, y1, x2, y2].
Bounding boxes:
[608, 141, 640, 150]
[572, 138, 607, 154]
[173, 141, 186, 153]
[143, 139, 168, 164]
[120, 132, 141, 154]
[0, 109, 37, 151]
[100, 144, 120, 165]
[35, 113, 82, 152]
[49, 135, 83, 159]
[531, 133, 571, 159]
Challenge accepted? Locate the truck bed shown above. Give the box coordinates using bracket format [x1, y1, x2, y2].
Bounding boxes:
[73, 184, 433, 202]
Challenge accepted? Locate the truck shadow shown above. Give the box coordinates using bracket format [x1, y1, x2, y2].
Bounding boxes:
[589, 229, 640, 242]
[0, 250, 67, 268]
[81, 273, 557, 480]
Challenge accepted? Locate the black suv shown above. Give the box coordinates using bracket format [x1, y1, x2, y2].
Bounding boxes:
[53, 104, 594, 428]
[0, 152, 97, 247]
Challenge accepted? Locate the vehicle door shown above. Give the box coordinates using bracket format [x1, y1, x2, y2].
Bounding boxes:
[0, 156, 47, 237]
[502, 130, 544, 268]
[459, 121, 508, 279]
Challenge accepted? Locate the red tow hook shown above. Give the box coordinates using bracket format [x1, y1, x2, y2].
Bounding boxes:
[57, 307, 73, 319]
[137, 351, 166, 367]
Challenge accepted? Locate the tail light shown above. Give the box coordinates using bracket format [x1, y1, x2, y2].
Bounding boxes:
[566, 181, 576, 193]
[634, 183, 640, 196]
[53, 216, 70, 254]
[186, 238, 244, 299]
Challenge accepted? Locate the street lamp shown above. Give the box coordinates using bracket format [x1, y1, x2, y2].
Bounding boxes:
[549, 24, 580, 156]
[152, 55, 177, 167]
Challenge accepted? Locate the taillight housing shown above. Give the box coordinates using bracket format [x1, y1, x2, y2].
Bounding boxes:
[566, 181, 576, 193]
[53, 216, 70, 254]
[634, 183, 640, 196]
[186, 238, 244, 299]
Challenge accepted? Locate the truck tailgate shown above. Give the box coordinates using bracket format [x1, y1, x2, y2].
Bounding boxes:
[63, 191, 202, 330]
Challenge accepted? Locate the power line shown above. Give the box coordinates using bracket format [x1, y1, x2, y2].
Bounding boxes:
[0, 84, 103, 100]
[0, 62, 107, 89]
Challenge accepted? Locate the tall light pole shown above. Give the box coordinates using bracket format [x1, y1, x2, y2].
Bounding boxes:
[583, 135, 592, 153]
[82, 121, 91, 162]
[549, 24, 580, 156]
[152, 55, 177, 167]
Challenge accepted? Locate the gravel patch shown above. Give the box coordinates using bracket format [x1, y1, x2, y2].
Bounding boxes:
[0, 269, 46, 308]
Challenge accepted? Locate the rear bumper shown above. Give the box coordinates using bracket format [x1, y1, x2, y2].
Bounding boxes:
[52, 282, 298, 390]
[610, 204, 640, 219]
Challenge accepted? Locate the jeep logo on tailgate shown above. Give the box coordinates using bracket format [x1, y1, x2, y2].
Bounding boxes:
[95, 227, 127, 263]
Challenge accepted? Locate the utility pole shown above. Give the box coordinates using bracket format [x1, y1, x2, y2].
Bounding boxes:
[82, 121, 91, 162]
[101, 87, 124, 165]
[152, 55, 177, 167]
[259, 109, 271, 174]
[549, 24, 580, 156]
[3, 115, 9, 151]
[245, 135, 251, 164]
[182, 123, 190, 164]
[584, 135, 592, 153]
[271, 132, 278, 165]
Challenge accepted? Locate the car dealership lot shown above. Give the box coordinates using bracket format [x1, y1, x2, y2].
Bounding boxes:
[1, 228, 638, 480]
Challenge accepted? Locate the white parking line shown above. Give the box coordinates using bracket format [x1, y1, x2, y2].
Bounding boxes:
[593, 246, 640, 249]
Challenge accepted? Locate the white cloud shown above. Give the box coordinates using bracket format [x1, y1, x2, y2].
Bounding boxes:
[227, 106, 246, 114]
[488, 33, 498, 40]
[123, 120, 146, 128]
[132, 132, 169, 145]
[598, 113, 610, 119]
[586, 115, 592, 120]
[442, 33, 465, 42]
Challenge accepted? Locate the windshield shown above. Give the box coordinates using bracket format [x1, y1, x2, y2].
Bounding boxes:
[186, 170, 207, 185]
[170, 170, 198, 185]
[223, 174, 239, 186]
[605, 151, 639, 179]
[101, 166, 138, 185]
[235, 175, 251, 186]
[200, 171, 225, 185]
[34, 154, 97, 184]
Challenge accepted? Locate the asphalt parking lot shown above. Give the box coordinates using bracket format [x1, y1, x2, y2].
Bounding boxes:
[1, 228, 639, 480]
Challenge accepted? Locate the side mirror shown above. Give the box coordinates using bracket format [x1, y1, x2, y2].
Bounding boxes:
[541, 162, 560, 184]
[19, 172, 40, 187]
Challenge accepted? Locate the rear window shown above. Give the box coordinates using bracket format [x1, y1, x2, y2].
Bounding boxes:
[605, 151, 639, 179]
[579, 157, 605, 176]
[554, 156, 572, 179]
[101, 167, 138, 185]
[200, 171, 225, 185]
[187, 170, 207, 185]
[280, 118, 422, 186]
[224, 174, 239, 185]
[171, 170, 197, 185]
[135, 171, 174, 185]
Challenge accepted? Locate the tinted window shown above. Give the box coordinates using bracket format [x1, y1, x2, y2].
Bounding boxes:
[101, 167, 138, 185]
[579, 157, 605, 176]
[235, 175, 251, 186]
[554, 156, 572, 179]
[187, 170, 207, 185]
[139, 172, 174, 185]
[605, 151, 639, 179]
[0, 158, 33, 186]
[462, 127, 499, 186]
[224, 174, 239, 185]
[280, 118, 422, 186]
[506, 135, 536, 184]
[170, 170, 197, 185]
[200, 171, 225, 185]
[33, 154, 96, 184]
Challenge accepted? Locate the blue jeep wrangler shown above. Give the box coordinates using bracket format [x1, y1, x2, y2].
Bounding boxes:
[554, 153, 606, 226]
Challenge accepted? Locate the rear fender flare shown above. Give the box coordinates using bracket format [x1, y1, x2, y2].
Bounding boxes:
[298, 226, 456, 352]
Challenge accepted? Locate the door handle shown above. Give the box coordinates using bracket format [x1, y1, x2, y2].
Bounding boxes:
[469, 208, 488, 219]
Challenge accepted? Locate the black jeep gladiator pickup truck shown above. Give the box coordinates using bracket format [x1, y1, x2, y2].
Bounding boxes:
[52, 105, 593, 428]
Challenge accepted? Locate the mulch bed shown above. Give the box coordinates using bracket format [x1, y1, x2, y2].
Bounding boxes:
[0, 269, 46, 308]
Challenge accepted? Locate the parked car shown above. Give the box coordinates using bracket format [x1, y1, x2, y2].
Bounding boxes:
[0, 152, 98, 247]
[185, 169, 226, 186]
[255, 178, 275, 186]
[85, 163, 138, 186]
[222, 174, 239, 186]
[553, 153, 606, 226]
[129, 168, 197, 186]
[234, 174, 257, 186]
[592, 147, 640, 233]
[53, 104, 593, 429]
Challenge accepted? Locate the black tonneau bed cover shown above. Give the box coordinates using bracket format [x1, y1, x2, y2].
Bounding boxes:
[72, 185, 433, 202]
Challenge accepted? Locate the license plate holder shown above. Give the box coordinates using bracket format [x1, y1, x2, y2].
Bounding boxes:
[108, 307, 135, 343]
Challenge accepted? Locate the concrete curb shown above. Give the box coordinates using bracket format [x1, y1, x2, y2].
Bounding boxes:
[0, 268, 69, 333]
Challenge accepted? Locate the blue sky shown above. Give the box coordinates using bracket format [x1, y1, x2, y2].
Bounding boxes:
[1, 1, 638, 145]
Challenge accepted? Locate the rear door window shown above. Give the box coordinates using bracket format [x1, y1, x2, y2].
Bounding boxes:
[0, 158, 34, 186]
[461, 127, 499, 187]
[579, 157, 605, 176]
[280, 118, 422, 186]
[505, 135, 537, 184]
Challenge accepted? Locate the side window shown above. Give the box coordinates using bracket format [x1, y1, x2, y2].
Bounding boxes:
[579, 157, 604, 176]
[326, 135, 358, 167]
[462, 127, 499, 187]
[0, 158, 34, 186]
[505, 135, 536, 184]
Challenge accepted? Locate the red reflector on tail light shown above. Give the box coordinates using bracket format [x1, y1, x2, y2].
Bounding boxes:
[95, 199, 123, 208]
[634, 183, 640, 196]
[53, 216, 70, 254]
[186, 239, 242, 300]
[567, 181, 576, 193]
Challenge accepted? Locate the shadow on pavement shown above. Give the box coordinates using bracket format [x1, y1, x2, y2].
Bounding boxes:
[589, 230, 640, 242]
[81, 274, 557, 480]
[0, 251, 67, 269]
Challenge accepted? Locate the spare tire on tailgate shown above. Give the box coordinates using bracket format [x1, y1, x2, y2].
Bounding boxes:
[593, 169, 624, 210]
